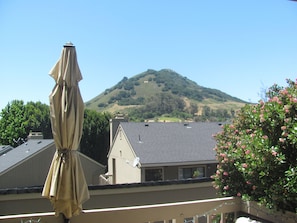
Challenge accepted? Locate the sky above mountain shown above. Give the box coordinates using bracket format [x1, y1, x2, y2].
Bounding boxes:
[0, 0, 296, 110]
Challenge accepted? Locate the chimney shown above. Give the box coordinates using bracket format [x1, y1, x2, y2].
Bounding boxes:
[109, 114, 128, 147]
[28, 132, 44, 140]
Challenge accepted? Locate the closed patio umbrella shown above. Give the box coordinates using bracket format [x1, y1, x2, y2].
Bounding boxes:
[42, 42, 89, 220]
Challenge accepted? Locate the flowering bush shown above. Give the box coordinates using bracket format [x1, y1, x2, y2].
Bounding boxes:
[212, 79, 297, 213]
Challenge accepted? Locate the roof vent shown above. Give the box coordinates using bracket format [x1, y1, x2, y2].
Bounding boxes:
[138, 135, 143, 143]
[184, 123, 192, 128]
[144, 123, 149, 127]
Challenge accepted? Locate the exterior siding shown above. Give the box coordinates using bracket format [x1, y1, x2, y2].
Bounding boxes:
[164, 166, 178, 180]
[0, 144, 56, 188]
[0, 143, 105, 188]
[108, 127, 141, 184]
[79, 154, 106, 185]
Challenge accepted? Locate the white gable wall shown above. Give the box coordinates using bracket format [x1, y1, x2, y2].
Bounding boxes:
[108, 127, 141, 184]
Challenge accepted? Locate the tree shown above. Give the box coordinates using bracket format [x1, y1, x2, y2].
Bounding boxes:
[188, 103, 198, 115]
[0, 100, 52, 147]
[212, 79, 297, 213]
[24, 101, 52, 139]
[80, 109, 111, 165]
[0, 100, 27, 146]
[144, 93, 185, 115]
[0, 100, 112, 165]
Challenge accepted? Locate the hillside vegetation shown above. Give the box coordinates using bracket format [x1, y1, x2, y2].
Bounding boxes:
[86, 69, 248, 121]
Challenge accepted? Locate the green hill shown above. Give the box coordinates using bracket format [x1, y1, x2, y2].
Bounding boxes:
[85, 69, 248, 121]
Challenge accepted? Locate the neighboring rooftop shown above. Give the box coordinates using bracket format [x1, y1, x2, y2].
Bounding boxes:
[120, 122, 223, 165]
[0, 145, 13, 156]
[28, 131, 44, 140]
[0, 139, 54, 174]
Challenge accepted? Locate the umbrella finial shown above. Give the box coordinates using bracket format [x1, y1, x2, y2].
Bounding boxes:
[64, 42, 74, 47]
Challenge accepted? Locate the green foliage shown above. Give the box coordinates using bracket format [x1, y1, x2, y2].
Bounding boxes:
[80, 109, 111, 165]
[118, 97, 144, 106]
[0, 100, 111, 165]
[98, 103, 108, 107]
[0, 100, 27, 146]
[213, 79, 297, 213]
[128, 92, 187, 121]
[24, 101, 52, 139]
[0, 100, 52, 147]
[194, 106, 232, 122]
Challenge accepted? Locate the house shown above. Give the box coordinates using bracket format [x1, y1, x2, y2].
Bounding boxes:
[107, 122, 222, 184]
[1, 129, 291, 223]
[0, 133, 105, 189]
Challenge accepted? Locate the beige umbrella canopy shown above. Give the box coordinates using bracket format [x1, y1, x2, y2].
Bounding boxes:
[42, 42, 89, 219]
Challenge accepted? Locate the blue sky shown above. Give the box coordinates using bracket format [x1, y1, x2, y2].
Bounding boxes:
[1, 1, 296, 111]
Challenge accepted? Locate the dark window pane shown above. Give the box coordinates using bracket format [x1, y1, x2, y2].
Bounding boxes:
[145, 169, 163, 181]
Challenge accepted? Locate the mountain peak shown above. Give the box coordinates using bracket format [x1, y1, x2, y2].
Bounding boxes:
[86, 69, 247, 122]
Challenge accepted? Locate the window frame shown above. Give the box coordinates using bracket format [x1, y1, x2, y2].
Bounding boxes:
[144, 167, 164, 182]
[178, 165, 206, 180]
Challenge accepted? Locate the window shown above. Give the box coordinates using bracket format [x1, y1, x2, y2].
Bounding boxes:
[145, 168, 163, 181]
[179, 166, 205, 179]
[112, 158, 116, 184]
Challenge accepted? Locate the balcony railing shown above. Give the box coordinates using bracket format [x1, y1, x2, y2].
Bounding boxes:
[1, 196, 297, 223]
[1, 179, 296, 223]
[0, 197, 238, 223]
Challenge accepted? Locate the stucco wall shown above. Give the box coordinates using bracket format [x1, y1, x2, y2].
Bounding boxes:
[108, 127, 141, 184]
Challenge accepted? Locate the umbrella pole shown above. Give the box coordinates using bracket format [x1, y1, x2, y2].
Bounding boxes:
[62, 214, 70, 223]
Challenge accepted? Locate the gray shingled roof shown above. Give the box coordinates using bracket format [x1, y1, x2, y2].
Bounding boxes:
[120, 122, 222, 165]
[0, 145, 13, 156]
[0, 139, 54, 174]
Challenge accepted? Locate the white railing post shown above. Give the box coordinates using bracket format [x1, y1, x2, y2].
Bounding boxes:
[220, 212, 225, 223]
[207, 215, 211, 223]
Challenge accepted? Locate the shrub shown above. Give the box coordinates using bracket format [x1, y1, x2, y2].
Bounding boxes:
[212, 79, 297, 213]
